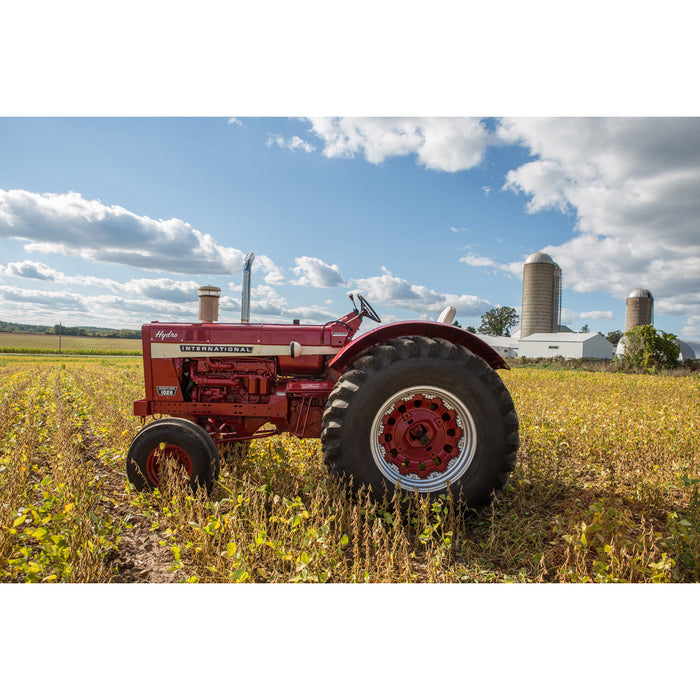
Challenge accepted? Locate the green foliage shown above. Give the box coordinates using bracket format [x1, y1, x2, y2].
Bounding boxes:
[0, 367, 123, 582]
[666, 476, 700, 581]
[606, 329, 623, 346]
[553, 496, 673, 582]
[621, 324, 680, 370]
[477, 306, 519, 337]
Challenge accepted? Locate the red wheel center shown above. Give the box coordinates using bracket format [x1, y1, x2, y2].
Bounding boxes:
[378, 394, 463, 478]
[145, 443, 193, 487]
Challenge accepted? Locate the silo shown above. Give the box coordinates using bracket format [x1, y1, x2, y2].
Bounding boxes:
[625, 288, 654, 331]
[521, 252, 561, 337]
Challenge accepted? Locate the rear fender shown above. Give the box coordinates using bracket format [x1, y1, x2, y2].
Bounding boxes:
[329, 321, 509, 373]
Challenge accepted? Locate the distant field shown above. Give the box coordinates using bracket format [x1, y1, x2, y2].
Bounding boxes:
[0, 332, 141, 354]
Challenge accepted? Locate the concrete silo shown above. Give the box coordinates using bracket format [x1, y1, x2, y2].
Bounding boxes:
[625, 288, 654, 331]
[521, 252, 562, 338]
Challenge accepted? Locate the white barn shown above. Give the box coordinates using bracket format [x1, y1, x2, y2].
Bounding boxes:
[475, 334, 520, 359]
[518, 332, 614, 360]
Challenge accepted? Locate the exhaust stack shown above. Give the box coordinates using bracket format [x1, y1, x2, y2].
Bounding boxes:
[241, 252, 255, 323]
[198, 285, 221, 323]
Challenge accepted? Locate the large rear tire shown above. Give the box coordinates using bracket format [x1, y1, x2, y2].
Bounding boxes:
[126, 418, 219, 493]
[321, 337, 519, 505]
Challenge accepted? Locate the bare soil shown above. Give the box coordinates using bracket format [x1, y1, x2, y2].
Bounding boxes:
[81, 428, 180, 583]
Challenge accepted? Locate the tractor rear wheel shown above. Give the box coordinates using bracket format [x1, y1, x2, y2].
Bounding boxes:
[321, 337, 519, 505]
[126, 418, 219, 493]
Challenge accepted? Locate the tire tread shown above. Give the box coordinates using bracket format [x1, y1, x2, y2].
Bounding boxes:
[321, 336, 519, 505]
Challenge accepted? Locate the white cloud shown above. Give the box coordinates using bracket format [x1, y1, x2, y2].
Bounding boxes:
[123, 278, 201, 303]
[306, 117, 491, 172]
[460, 253, 496, 268]
[291, 256, 346, 287]
[255, 255, 285, 285]
[0, 189, 250, 276]
[225, 283, 333, 324]
[2, 259, 123, 291]
[460, 252, 521, 276]
[496, 118, 700, 312]
[504, 158, 572, 214]
[0, 257, 323, 326]
[0, 283, 207, 327]
[228, 118, 243, 126]
[286, 305, 335, 322]
[558, 308, 611, 326]
[578, 310, 614, 321]
[0, 277, 336, 328]
[351, 267, 491, 317]
[4, 259, 63, 281]
[249, 284, 289, 316]
[0, 285, 89, 312]
[266, 134, 315, 153]
[656, 291, 700, 316]
[1, 259, 206, 302]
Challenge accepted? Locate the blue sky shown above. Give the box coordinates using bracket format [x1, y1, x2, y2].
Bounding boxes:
[2, 116, 699, 338]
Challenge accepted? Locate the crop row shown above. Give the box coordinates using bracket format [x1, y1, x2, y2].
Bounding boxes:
[0, 362, 131, 581]
[1, 358, 699, 582]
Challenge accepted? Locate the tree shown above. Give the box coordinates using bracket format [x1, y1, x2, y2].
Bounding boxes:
[579, 324, 589, 333]
[621, 325, 680, 370]
[466, 325, 476, 334]
[606, 330, 623, 347]
[477, 306, 519, 337]
[452, 320, 462, 328]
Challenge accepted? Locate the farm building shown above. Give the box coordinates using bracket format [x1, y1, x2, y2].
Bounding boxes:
[474, 332, 614, 360]
[472, 253, 700, 363]
[474, 251, 614, 360]
[474, 334, 520, 359]
[678, 340, 700, 360]
[519, 332, 614, 360]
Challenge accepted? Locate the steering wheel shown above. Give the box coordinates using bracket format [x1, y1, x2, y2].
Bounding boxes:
[357, 294, 381, 323]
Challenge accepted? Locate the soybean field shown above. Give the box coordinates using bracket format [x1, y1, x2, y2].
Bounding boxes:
[1, 357, 699, 583]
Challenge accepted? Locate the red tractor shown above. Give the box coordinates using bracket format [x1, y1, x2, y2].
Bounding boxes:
[127, 254, 519, 505]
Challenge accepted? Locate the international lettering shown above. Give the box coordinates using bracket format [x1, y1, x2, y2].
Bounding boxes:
[179, 345, 254, 353]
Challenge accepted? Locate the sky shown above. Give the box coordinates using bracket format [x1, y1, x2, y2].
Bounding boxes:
[1, 116, 700, 339]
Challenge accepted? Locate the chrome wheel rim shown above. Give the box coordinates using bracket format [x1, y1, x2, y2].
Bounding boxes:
[369, 384, 477, 493]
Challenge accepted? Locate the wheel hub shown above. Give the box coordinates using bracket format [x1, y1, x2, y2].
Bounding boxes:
[377, 393, 463, 478]
[145, 443, 193, 487]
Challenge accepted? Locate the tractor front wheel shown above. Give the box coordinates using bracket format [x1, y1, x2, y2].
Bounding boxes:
[126, 418, 219, 493]
[321, 337, 519, 505]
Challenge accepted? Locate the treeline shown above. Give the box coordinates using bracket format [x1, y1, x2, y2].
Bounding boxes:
[0, 320, 141, 339]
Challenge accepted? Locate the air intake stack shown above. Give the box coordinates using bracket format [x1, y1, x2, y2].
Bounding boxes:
[625, 288, 654, 330]
[521, 252, 562, 338]
[198, 286, 221, 323]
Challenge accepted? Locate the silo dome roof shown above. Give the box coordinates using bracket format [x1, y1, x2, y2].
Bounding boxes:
[628, 288, 654, 300]
[524, 251, 554, 265]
